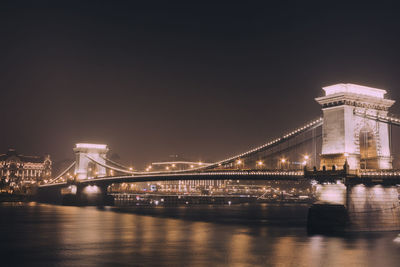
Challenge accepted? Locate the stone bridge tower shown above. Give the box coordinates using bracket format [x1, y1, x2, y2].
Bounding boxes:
[73, 143, 109, 180]
[316, 84, 395, 170]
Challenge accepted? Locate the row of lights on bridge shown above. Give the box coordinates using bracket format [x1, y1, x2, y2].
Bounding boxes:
[144, 162, 205, 172]
[52, 155, 311, 183]
[216, 118, 322, 167]
[232, 155, 310, 168]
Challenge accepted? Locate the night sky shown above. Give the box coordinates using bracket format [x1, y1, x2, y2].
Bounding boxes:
[2, 1, 400, 168]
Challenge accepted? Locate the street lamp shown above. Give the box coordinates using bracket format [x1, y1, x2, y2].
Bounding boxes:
[280, 158, 286, 169]
[236, 159, 243, 169]
[257, 161, 264, 168]
[303, 155, 309, 167]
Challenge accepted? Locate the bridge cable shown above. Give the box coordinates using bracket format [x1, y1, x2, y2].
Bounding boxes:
[47, 161, 76, 184]
[204, 117, 324, 169]
[100, 156, 132, 170]
[353, 111, 400, 127]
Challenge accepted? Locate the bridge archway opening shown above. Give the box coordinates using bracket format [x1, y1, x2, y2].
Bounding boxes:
[359, 126, 379, 170]
[87, 161, 97, 178]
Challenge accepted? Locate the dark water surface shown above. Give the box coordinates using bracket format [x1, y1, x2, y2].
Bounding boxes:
[1, 202, 400, 267]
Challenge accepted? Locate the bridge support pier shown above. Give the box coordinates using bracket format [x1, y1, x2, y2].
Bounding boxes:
[308, 183, 400, 232]
[37, 184, 114, 206]
[63, 184, 114, 206]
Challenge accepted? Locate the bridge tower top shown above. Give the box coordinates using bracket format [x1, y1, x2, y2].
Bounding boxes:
[316, 83, 395, 170]
[323, 83, 387, 99]
[73, 143, 109, 180]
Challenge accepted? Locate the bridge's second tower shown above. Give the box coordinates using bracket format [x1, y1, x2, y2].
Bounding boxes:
[316, 84, 395, 170]
[73, 143, 109, 180]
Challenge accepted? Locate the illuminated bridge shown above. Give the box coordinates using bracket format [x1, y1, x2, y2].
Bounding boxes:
[38, 83, 400, 232]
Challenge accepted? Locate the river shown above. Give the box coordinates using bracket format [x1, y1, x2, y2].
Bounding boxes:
[0, 202, 400, 266]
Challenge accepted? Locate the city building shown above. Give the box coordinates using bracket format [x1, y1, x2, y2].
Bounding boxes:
[0, 149, 52, 192]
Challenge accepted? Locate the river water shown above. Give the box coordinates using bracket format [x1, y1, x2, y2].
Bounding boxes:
[1, 202, 400, 266]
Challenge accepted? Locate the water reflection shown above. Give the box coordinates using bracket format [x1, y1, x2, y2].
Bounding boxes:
[0, 203, 400, 266]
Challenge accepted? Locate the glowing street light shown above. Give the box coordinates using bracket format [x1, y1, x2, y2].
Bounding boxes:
[257, 161, 264, 167]
[280, 158, 287, 170]
[129, 167, 133, 171]
[165, 166, 170, 170]
[236, 159, 242, 165]
[303, 155, 309, 166]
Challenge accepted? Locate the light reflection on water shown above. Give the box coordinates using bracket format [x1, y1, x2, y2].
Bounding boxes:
[0, 202, 400, 266]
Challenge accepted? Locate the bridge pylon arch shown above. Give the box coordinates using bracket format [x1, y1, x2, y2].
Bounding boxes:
[316, 83, 395, 170]
[73, 143, 109, 180]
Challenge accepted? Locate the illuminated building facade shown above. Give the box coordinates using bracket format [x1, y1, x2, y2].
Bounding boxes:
[0, 149, 52, 191]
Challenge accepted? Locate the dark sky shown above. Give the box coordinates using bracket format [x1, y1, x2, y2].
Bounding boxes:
[2, 1, 400, 168]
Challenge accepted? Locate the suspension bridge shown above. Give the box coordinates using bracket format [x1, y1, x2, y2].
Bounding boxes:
[37, 83, 400, 231]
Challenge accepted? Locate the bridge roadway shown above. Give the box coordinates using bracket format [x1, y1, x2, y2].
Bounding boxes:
[39, 169, 400, 190]
[39, 170, 304, 189]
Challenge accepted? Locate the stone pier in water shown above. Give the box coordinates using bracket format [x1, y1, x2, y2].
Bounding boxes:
[308, 183, 400, 232]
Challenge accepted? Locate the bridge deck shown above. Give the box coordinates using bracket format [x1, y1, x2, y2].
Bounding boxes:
[39, 169, 400, 190]
[39, 170, 304, 188]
